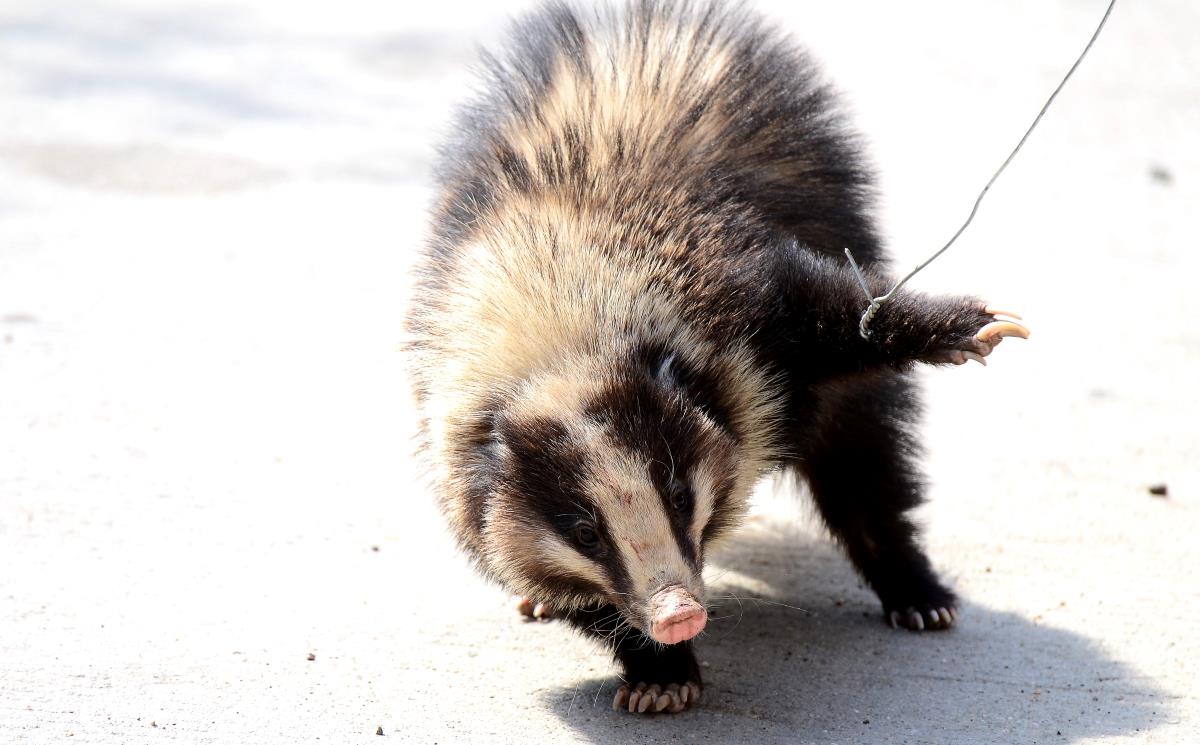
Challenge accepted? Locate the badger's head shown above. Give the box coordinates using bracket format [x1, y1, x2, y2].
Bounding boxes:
[473, 342, 779, 645]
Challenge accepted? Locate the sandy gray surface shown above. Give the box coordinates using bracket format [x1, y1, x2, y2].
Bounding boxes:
[1, 1, 1197, 743]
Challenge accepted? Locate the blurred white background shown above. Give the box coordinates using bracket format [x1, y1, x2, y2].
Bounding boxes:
[1, 1, 1196, 742]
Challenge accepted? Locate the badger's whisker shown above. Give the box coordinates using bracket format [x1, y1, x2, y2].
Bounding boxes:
[704, 613, 739, 621]
[744, 597, 813, 614]
[706, 592, 812, 616]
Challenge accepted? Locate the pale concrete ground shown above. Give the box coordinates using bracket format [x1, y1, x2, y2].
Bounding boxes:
[0, 1, 1196, 743]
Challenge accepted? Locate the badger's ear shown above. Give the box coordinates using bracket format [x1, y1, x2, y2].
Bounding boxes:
[644, 346, 734, 433]
[655, 352, 679, 388]
[638, 342, 680, 390]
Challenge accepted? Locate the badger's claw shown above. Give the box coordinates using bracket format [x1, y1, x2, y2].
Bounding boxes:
[512, 596, 557, 620]
[976, 320, 1030, 344]
[983, 306, 1023, 320]
[942, 349, 988, 366]
[613, 680, 701, 714]
[887, 604, 958, 631]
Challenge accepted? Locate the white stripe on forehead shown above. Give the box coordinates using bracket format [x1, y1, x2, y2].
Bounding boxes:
[573, 420, 697, 599]
[689, 462, 719, 549]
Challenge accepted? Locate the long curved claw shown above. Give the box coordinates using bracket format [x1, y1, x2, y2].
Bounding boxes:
[938, 349, 987, 366]
[983, 306, 1023, 320]
[976, 320, 1030, 343]
[627, 682, 647, 713]
[613, 686, 630, 711]
[637, 693, 654, 713]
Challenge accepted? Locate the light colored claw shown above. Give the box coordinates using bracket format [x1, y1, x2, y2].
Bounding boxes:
[976, 320, 1030, 343]
[909, 610, 924, 631]
[889, 610, 901, 629]
[621, 681, 695, 714]
[613, 687, 630, 711]
[943, 349, 986, 366]
[928, 609, 941, 627]
[532, 602, 550, 619]
[514, 596, 534, 617]
[984, 306, 1023, 320]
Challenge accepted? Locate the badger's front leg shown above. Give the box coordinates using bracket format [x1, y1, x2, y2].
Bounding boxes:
[564, 604, 703, 715]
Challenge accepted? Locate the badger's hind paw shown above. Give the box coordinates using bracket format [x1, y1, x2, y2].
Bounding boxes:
[931, 306, 1029, 367]
[512, 596, 557, 620]
[613, 681, 701, 714]
[887, 604, 958, 631]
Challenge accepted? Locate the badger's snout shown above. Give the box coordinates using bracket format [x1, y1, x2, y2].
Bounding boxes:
[647, 585, 707, 644]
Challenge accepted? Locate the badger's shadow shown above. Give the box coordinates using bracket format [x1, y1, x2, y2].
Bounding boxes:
[537, 517, 1171, 744]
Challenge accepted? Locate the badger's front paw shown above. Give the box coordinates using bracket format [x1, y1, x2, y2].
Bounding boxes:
[613, 681, 702, 714]
[929, 306, 1029, 366]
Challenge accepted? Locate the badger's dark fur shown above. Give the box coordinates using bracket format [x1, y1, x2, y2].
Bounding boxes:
[406, 0, 1025, 713]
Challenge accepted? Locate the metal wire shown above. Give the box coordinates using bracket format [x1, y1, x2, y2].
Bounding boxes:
[847, 0, 1117, 339]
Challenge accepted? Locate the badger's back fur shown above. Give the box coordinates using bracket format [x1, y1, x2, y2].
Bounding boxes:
[407, 0, 1010, 710]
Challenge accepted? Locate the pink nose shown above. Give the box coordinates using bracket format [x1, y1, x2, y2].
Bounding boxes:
[648, 587, 708, 644]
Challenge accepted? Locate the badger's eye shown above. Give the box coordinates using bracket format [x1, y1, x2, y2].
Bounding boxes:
[669, 480, 692, 513]
[572, 523, 601, 551]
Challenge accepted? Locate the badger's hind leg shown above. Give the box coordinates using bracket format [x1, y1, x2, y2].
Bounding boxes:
[800, 373, 958, 631]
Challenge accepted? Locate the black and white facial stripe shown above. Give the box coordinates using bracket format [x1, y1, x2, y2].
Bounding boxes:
[483, 348, 742, 624]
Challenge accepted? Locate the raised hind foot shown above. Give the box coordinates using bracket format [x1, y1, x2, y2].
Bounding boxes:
[927, 306, 1029, 366]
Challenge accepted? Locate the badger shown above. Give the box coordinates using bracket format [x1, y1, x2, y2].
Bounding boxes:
[405, 0, 1028, 715]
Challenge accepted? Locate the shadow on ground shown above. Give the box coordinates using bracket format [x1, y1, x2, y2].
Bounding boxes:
[535, 520, 1170, 744]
